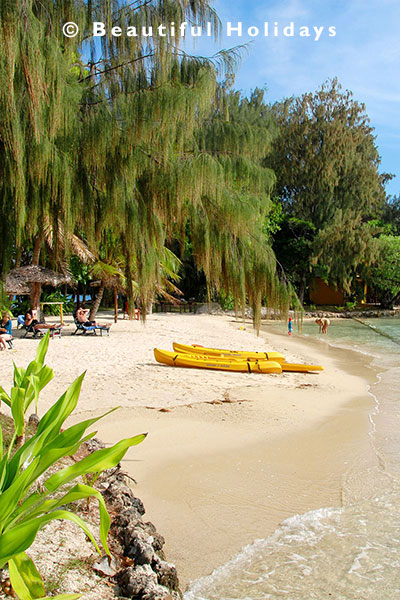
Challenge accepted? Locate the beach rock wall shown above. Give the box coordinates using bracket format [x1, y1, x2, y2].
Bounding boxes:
[195, 303, 399, 320]
[91, 440, 182, 600]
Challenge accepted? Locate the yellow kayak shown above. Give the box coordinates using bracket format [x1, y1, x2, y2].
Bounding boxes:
[172, 342, 286, 363]
[280, 363, 323, 373]
[172, 343, 323, 373]
[154, 348, 282, 374]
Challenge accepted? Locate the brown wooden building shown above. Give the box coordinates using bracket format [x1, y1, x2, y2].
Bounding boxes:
[309, 278, 345, 305]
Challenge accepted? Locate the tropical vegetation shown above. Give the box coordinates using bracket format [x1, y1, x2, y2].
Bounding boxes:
[0, 333, 146, 599]
[0, 1, 398, 318]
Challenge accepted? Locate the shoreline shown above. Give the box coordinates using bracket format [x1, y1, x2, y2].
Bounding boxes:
[0, 313, 378, 591]
[93, 317, 377, 588]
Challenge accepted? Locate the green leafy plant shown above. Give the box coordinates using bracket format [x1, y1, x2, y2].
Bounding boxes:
[345, 301, 357, 311]
[0, 304, 13, 318]
[218, 292, 235, 311]
[40, 291, 75, 316]
[0, 333, 146, 600]
[11, 297, 30, 318]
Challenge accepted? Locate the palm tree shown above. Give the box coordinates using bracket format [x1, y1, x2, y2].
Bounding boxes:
[88, 244, 183, 320]
[89, 260, 126, 322]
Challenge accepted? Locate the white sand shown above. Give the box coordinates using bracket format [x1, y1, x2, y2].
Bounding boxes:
[0, 313, 365, 414]
[0, 312, 374, 588]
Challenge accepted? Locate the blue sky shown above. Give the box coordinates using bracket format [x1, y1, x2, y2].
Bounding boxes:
[185, 0, 400, 198]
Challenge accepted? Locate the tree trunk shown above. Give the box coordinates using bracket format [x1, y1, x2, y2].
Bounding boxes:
[146, 297, 154, 315]
[297, 276, 306, 307]
[114, 287, 118, 323]
[89, 282, 105, 321]
[15, 246, 22, 268]
[30, 283, 42, 312]
[379, 291, 395, 310]
[123, 242, 136, 320]
[30, 233, 44, 310]
[32, 233, 43, 266]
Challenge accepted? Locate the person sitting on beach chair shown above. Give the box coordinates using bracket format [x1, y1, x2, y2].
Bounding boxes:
[17, 314, 25, 329]
[0, 312, 13, 350]
[72, 306, 111, 336]
[24, 309, 63, 338]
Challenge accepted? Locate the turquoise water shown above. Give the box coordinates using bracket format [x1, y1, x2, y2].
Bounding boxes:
[185, 318, 400, 600]
[301, 317, 400, 355]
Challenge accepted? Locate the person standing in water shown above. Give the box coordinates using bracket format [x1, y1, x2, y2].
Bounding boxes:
[288, 317, 293, 336]
[322, 316, 330, 334]
[316, 315, 330, 334]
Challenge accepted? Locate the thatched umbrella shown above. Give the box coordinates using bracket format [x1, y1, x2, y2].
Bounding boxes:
[5, 266, 73, 310]
[4, 279, 30, 295]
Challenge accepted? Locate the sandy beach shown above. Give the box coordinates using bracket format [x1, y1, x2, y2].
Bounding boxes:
[0, 312, 375, 589]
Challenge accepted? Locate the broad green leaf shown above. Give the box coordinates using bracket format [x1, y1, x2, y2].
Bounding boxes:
[7, 426, 96, 496]
[31, 375, 40, 414]
[5, 407, 116, 492]
[36, 366, 54, 393]
[25, 360, 40, 380]
[23, 377, 37, 413]
[11, 387, 26, 437]
[0, 510, 101, 568]
[23, 365, 53, 397]
[5, 429, 53, 491]
[45, 434, 147, 493]
[35, 333, 50, 368]
[18, 484, 111, 555]
[37, 408, 118, 461]
[6, 432, 97, 529]
[0, 385, 11, 408]
[0, 424, 2, 458]
[0, 455, 8, 490]
[13, 364, 26, 388]
[9, 407, 119, 493]
[9, 552, 45, 600]
[0, 458, 40, 529]
[36, 373, 86, 441]
[28, 409, 119, 483]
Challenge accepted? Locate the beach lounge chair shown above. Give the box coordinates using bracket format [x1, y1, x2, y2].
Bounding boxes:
[72, 313, 96, 335]
[72, 313, 110, 336]
[36, 326, 62, 339]
[23, 321, 37, 338]
[23, 320, 62, 339]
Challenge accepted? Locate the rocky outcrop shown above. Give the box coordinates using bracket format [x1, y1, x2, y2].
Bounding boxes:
[195, 303, 400, 320]
[92, 445, 182, 600]
[302, 309, 398, 319]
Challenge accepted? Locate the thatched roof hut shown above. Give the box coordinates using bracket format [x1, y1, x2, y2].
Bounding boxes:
[4, 266, 73, 296]
[4, 279, 30, 295]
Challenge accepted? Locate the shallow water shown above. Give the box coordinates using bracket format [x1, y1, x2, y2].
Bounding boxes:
[185, 318, 400, 600]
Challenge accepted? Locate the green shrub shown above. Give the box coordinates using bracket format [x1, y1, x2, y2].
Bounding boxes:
[39, 291, 75, 316]
[345, 301, 357, 311]
[218, 292, 235, 311]
[11, 297, 30, 318]
[0, 333, 146, 600]
[0, 303, 14, 318]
